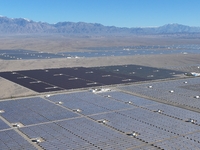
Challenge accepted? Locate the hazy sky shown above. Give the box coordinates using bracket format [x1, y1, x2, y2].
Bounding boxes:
[0, 0, 199, 27]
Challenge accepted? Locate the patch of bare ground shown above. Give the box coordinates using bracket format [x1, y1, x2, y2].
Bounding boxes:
[0, 35, 200, 53]
[0, 54, 200, 72]
[0, 77, 37, 100]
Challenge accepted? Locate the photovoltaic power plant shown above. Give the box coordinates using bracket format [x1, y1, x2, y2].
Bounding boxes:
[0, 65, 184, 93]
[119, 77, 200, 111]
[0, 61, 200, 149]
[0, 50, 68, 60]
[1, 80, 200, 149]
[1, 45, 200, 60]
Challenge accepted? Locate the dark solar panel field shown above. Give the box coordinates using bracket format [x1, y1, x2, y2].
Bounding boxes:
[0, 50, 69, 60]
[0, 67, 139, 92]
[1, 46, 200, 60]
[92, 65, 185, 80]
[59, 49, 200, 58]
[1, 88, 200, 149]
[0, 65, 185, 93]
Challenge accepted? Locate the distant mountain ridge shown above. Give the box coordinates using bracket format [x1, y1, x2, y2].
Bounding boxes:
[1, 16, 200, 35]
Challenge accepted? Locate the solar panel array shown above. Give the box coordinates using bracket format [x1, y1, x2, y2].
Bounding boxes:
[98, 91, 160, 107]
[0, 50, 68, 60]
[0, 129, 37, 150]
[90, 108, 200, 142]
[1, 46, 200, 60]
[0, 65, 185, 93]
[92, 64, 185, 81]
[165, 64, 200, 73]
[0, 67, 145, 92]
[47, 91, 133, 115]
[1, 88, 200, 149]
[58, 48, 200, 58]
[152, 136, 200, 150]
[145, 103, 200, 123]
[20, 117, 147, 150]
[119, 77, 200, 110]
[0, 97, 79, 125]
[83, 44, 200, 51]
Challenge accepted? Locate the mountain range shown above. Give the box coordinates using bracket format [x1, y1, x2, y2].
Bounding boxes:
[1, 16, 200, 35]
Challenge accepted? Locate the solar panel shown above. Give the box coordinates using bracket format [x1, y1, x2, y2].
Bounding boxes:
[20, 117, 144, 149]
[0, 50, 68, 60]
[0, 64, 186, 93]
[0, 119, 10, 130]
[119, 78, 200, 109]
[153, 136, 200, 149]
[98, 91, 159, 106]
[145, 103, 200, 123]
[0, 129, 37, 150]
[133, 145, 160, 150]
[49, 93, 109, 114]
[1, 75, 200, 149]
[1, 46, 200, 60]
[47, 91, 134, 115]
[0, 97, 79, 125]
[91, 106, 200, 143]
[45, 89, 200, 145]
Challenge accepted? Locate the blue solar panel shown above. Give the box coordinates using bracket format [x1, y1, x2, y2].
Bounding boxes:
[153, 136, 200, 149]
[0, 129, 37, 150]
[1, 79, 200, 149]
[0, 119, 10, 130]
[133, 145, 159, 150]
[20, 117, 144, 149]
[119, 78, 200, 109]
[91, 107, 200, 143]
[47, 91, 134, 115]
[0, 97, 79, 125]
[185, 132, 200, 143]
[144, 103, 200, 123]
[47, 95, 110, 115]
[45, 90, 200, 146]
[98, 91, 159, 106]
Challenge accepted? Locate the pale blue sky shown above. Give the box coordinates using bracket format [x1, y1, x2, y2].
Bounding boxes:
[0, 0, 200, 27]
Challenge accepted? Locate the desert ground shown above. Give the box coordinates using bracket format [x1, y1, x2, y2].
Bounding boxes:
[0, 34, 200, 53]
[0, 35, 200, 99]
